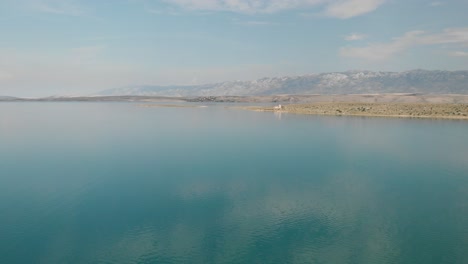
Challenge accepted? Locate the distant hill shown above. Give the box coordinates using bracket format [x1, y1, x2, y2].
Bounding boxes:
[98, 70, 468, 96]
[0, 96, 20, 101]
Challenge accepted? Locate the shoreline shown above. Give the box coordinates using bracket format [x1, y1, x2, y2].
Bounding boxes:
[245, 102, 468, 120]
[2, 94, 468, 104]
[139, 104, 207, 108]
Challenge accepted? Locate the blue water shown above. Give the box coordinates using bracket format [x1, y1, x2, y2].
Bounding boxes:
[0, 103, 467, 263]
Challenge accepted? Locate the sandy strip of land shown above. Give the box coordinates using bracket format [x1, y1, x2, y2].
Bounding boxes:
[246, 102, 468, 120]
[139, 104, 207, 108]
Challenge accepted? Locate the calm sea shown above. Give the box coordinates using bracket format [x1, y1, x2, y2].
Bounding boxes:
[0, 103, 467, 263]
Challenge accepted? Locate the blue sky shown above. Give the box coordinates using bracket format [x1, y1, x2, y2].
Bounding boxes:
[0, 0, 467, 96]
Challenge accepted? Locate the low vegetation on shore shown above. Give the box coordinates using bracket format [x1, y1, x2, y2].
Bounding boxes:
[248, 102, 468, 120]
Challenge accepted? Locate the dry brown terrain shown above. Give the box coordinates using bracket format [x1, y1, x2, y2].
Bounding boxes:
[139, 104, 207, 108]
[247, 102, 468, 120]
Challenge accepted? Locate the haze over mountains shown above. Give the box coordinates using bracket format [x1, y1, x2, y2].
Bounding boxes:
[98, 70, 468, 97]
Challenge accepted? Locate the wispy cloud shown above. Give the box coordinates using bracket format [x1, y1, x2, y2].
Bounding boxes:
[145, 5, 182, 16]
[163, 0, 319, 13]
[324, 0, 385, 19]
[429, 1, 444, 7]
[345, 33, 367, 41]
[232, 19, 275, 26]
[449, 51, 468, 57]
[340, 28, 468, 60]
[28, 0, 85, 16]
[161, 0, 386, 18]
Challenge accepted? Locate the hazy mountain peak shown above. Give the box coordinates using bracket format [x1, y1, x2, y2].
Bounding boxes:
[98, 70, 468, 97]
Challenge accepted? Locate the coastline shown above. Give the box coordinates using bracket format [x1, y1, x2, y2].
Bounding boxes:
[2, 94, 468, 104]
[245, 102, 468, 120]
[139, 104, 207, 108]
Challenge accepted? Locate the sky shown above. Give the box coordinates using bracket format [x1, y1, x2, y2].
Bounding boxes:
[0, 0, 467, 96]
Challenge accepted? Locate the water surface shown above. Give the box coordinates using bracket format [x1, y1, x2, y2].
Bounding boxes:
[1, 103, 467, 263]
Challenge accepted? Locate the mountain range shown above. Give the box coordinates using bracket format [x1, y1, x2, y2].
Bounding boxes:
[98, 70, 468, 97]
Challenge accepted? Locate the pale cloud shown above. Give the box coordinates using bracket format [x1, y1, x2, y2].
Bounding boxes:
[243, 21, 273, 26]
[449, 51, 468, 57]
[162, 0, 293, 13]
[162, 0, 386, 18]
[324, 0, 385, 19]
[340, 28, 468, 60]
[29, 0, 85, 16]
[145, 5, 182, 15]
[429, 1, 444, 7]
[345, 33, 367, 41]
[232, 19, 275, 26]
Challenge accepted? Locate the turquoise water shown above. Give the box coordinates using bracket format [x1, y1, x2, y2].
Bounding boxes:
[0, 103, 467, 264]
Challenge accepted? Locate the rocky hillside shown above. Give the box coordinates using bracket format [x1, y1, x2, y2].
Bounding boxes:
[98, 70, 468, 96]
